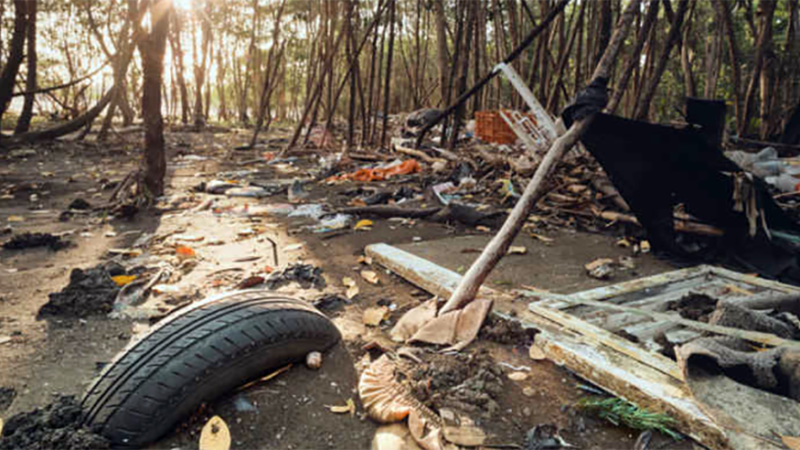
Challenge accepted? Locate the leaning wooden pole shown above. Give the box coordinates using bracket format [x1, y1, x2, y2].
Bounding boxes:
[441, 0, 642, 315]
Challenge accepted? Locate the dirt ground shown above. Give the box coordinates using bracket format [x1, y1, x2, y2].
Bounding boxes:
[0, 128, 692, 449]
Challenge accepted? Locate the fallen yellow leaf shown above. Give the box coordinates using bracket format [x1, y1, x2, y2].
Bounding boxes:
[507, 246, 527, 255]
[508, 371, 529, 381]
[363, 306, 389, 326]
[342, 277, 356, 287]
[354, 219, 374, 230]
[357, 255, 373, 265]
[528, 344, 546, 360]
[346, 285, 360, 300]
[199, 416, 231, 450]
[327, 398, 356, 416]
[111, 275, 137, 287]
[783, 436, 800, 450]
[361, 270, 379, 285]
[7, 215, 24, 222]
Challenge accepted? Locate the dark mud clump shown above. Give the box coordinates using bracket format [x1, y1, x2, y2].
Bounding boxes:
[2, 232, 71, 251]
[38, 263, 126, 318]
[667, 292, 718, 322]
[480, 316, 538, 346]
[405, 350, 504, 419]
[0, 395, 110, 450]
[0, 386, 16, 412]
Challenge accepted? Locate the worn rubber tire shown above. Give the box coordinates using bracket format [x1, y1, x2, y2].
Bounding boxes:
[80, 290, 341, 447]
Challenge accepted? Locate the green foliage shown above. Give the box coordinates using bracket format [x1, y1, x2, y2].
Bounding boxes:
[577, 396, 682, 440]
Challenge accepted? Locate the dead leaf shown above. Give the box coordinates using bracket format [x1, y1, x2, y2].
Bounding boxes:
[640, 240, 651, 253]
[174, 234, 204, 242]
[528, 344, 546, 360]
[363, 306, 389, 326]
[199, 416, 231, 450]
[327, 398, 356, 416]
[783, 436, 800, 450]
[475, 225, 491, 233]
[354, 219, 374, 230]
[507, 246, 527, 255]
[443, 424, 487, 447]
[616, 238, 631, 248]
[111, 275, 137, 287]
[238, 364, 292, 391]
[390, 299, 438, 342]
[529, 233, 554, 243]
[0, 336, 11, 345]
[585, 258, 614, 271]
[508, 371, 529, 381]
[237, 276, 265, 289]
[7, 215, 24, 222]
[361, 270, 380, 285]
[357, 255, 373, 265]
[346, 285, 360, 300]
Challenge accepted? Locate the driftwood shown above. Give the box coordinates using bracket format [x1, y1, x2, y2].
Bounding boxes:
[441, 0, 642, 315]
[341, 203, 503, 226]
[2, 87, 116, 145]
[394, 144, 446, 165]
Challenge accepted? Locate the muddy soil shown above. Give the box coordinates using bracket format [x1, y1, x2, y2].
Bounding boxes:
[0, 396, 109, 450]
[668, 292, 719, 322]
[38, 263, 126, 318]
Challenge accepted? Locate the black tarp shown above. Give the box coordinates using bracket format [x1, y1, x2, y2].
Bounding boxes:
[570, 112, 800, 284]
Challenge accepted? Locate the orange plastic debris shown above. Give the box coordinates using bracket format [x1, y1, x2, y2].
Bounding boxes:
[327, 159, 421, 183]
[176, 246, 196, 257]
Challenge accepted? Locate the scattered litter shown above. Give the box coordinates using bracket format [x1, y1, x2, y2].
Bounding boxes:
[288, 204, 325, 220]
[310, 214, 352, 233]
[354, 219, 374, 231]
[287, 179, 308, 203]
[284, 243, 303, 252]
[585, 258, 614, 279]
[361, 270, 380, 285]
[498, 362, 531, 372]
[199, 415, 231, 450]
[306, 351, 322, 370]
[236, 276, 265, 289]
[2, 232, 70, 251]
[232, 395, 257, 413]
[523, 424, 573, 450]
[783, 436, 800, 450]
[508, 372, 529, 381]
[226, 186, 269, 198]
[358, 255, 373, 265]
[326, 398, 356, 416]
[363, 306, 389, 326]
[507, 246, 527, 255]
[206, 180, 238, 194]
[176, 246, 196, 258]
[328, 159, 421, 183]
[173, 234, 204, 242]
[343, 277, 359, 299]
[110, 275, 137, 287]
[265, 263, 323, 289]
[529, 344, 546, 360]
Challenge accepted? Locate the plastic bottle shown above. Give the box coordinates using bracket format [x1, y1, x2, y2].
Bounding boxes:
[766, 174, 800, 193]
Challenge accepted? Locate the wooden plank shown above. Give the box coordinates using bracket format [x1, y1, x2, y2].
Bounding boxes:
[529, 319, 732, 450]
[526, 290, 800, 348]
[365, 243, 508, 300]
[528, 303, 684, 380]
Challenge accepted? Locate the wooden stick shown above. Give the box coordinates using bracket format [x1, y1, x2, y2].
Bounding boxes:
[441, 0, 642, 315]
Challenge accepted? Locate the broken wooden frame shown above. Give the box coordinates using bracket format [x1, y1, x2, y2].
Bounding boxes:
[365, 243, 800, 450]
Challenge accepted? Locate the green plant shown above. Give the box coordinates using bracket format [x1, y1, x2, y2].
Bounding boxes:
[577, 396, 681, 440]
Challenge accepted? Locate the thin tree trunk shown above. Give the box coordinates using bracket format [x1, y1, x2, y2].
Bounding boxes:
[633, 0, 689, 121]
[380, 0, 396, 149]
[0, 0, 29, 122]
[138, 0, 170, 198]
[14, 0, 36, 134]
[607, 0, 658, 114]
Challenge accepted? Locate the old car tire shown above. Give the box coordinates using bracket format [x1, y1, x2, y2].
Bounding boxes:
[80, 291, 341, 447]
